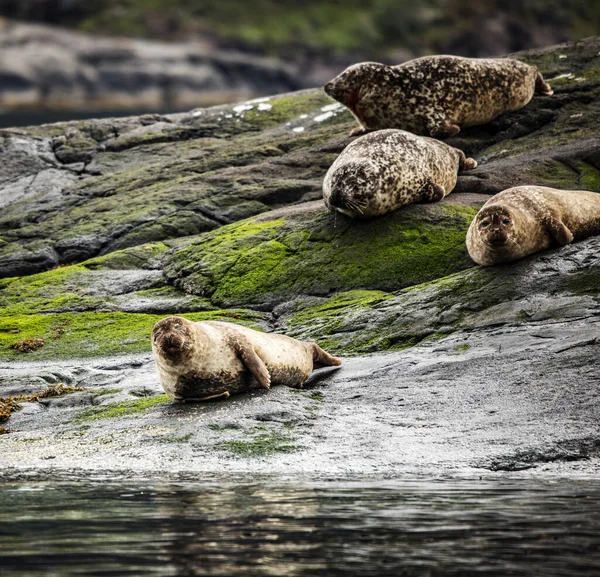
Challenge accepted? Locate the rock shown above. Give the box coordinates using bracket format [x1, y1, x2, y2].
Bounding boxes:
[0, 37, 599, 478]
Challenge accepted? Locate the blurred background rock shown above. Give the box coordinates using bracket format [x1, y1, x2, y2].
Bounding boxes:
[1, 0, 599, 126]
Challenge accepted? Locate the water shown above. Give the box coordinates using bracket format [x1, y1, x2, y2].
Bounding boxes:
[0, 108, 186, 129]
[1, 478, 599, 576]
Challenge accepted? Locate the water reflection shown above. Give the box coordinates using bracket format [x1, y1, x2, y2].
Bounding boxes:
[1, 478, 599, 576]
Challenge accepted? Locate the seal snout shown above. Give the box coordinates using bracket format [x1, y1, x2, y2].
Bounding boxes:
[164, 333, 184, 351]
[324, 80, 335, 96]
[327, 187, 345, 210]
[324, 79, 355, 107]
[488, 232, 509, 246]
[478, 210, 513, 247]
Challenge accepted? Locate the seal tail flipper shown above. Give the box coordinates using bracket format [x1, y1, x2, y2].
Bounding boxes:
[349, 124, 368, 137]
[421, 180, 445, 203]
[547, 217, 574, 246]
[311, 343, 342, 368]
[457, 149, 478, 171]
[233, 338, 271, 390]
[535, 70, 553, 96]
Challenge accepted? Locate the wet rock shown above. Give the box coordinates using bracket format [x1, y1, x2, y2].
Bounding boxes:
[0, 37, 599, 479]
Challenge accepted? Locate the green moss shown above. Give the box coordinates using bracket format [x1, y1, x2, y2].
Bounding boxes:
[241, 91, 341, 128]
[577, 161, 600, 191]
[524, 159, 600, 192]
[306, 391, 325, 402]
[557, 265, 600, 296]
[83, 242, 172, 270]
[74, 394, 170, 423]
[93, 388, 123, 397]
[284, 266, 494, 355]
[286, 290, 393, 336]
[452, 343, 470, 353]
[104, 127, 198, 152]
[166, 204, 479, 308]
[217, 429, 299, 457]
[0, 265, 89, 308]
[526, 159, 580, 190]
[0, 309, 265, 361]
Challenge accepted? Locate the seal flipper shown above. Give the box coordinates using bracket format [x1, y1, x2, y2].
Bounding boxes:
[421, 180, 445, 203]
[547, 218, 574, 246]
[426, 116, 460, 139]
[232, 337, 271, 390]
[456, 149, 478, 171]
[349, 124, 369, 137]
[184, 391, 230, 403]
[535, 70, 553, 96]
[311, 343, 342, 368]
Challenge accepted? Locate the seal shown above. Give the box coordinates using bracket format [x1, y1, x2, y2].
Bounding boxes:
[152, 316, 342, 401]
[324, 55, 553, 138]
[466, 185, 600, 265]
[323, 129, 477, 218]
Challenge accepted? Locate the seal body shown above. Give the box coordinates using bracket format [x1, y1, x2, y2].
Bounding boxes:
[152, 316, 342, 401]
[324, 56, 553, 138]
[323, 129, 477, 218]
[466, 185, 600, 265]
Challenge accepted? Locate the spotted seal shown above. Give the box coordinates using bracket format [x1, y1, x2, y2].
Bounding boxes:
[324, 55, 553, 138]
[323, 128, 477, 218]
[152, 316, 342, 401]
[466, 185, 600, 265]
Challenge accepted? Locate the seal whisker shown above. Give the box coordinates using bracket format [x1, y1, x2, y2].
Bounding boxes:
[347, 200, 365, 215]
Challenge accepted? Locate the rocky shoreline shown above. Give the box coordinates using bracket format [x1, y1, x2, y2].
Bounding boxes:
[0, 18, 302, 114]
[1, 37, 599, 479]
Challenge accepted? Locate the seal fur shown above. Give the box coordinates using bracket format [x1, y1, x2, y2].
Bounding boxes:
[466, 185, 600, 265]
[323, 128, 477, 218]
[152, 316, 342, 401]
[324, 55, 553, 138]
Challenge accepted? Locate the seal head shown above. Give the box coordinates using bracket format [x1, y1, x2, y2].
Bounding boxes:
[324, 62, 388, 112]
[473, 205, 516, 247]
[152, 316, 195, 363]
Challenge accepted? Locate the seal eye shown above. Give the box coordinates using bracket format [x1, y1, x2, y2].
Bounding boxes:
[502, 218, 511, 225]
[481, 220, 490, 227]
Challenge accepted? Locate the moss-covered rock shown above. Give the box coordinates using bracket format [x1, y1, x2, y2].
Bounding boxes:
[0, 245, 267, 361]
[3, 37, 600, 278]
[163, 199, 480, 308]
[1, 36, 600, 363]
[283, 234, 600, 354]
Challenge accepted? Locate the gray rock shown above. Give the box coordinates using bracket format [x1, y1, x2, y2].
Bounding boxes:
[0, 37, 599, 480]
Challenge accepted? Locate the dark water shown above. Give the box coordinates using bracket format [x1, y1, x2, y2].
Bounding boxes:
[0, 108, 187, 129]
[1, 478, 599, 576]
